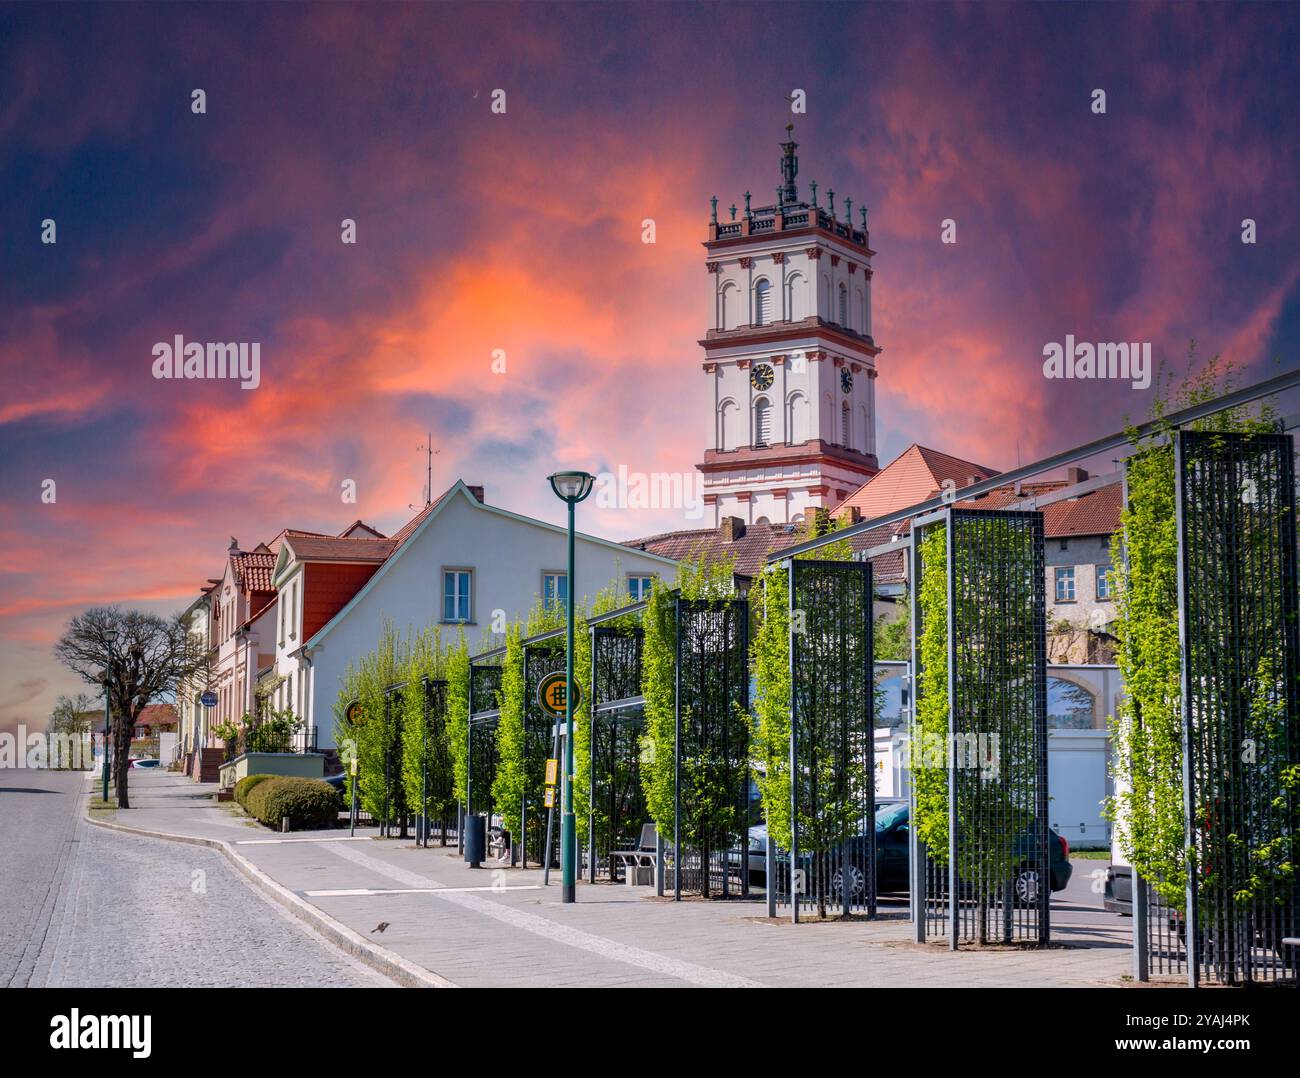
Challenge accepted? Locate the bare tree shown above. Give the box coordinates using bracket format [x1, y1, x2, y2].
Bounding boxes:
[49, 692, 99, 736]
[55, 607, 207, 808]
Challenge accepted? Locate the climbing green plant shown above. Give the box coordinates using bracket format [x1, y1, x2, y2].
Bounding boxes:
[1105, 352, 1281, 910]
[399, 627, 455, 825]
[347, 621, 407, 825]
[749, 561, 791, 847]
[912, 526, 950, 858]
[445, 631, 471, 805]
[748, 512, 861, 849]
[638, 553, 740, 836]
[492, 623, 527, 834]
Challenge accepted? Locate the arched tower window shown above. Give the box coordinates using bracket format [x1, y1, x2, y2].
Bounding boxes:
[719, 281, 737, 331]
[785, 272, 805, 321]
[841, 400, 852, 448]
[786, 391, 809, 444]
[718, 399, 738, 451]
[754, 279, 771, 326]
[838, 283, 849, 327]
[753, 396, 772, 447]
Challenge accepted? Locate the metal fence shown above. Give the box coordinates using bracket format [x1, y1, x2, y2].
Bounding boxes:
[467, 661, 503, 822]
[671, 597, 750, 899]
[774, 559, 877, 921]
[588, 626, 647, 882]
[413, 677, 455, 848]
[522, 644, 565, 868]
[910, 507, 1050, 948]
[1163, 429, 1300, 985]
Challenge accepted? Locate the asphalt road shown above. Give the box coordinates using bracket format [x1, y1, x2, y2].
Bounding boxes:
[0, 768, 390, 987]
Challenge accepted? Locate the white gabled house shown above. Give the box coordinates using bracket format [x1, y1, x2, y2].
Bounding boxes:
[269, 480, 677, 748]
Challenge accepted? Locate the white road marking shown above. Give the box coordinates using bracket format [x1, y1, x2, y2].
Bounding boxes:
[321, 843, 764, 988]
[305, 885, 543, 897]
[235, 835, 374, 845]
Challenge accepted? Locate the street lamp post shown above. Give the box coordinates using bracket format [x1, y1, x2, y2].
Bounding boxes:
[548, 469, 595, 904]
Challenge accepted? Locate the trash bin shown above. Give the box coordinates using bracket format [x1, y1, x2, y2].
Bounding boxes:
[464, 813, 487, 868]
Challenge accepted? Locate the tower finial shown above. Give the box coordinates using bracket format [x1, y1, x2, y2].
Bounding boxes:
[779, 123, 799, 205]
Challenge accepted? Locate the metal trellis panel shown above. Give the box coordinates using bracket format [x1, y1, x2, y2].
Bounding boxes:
[782, 559, 876, 921]
[911, 507, 1049, 948]
[672, 598, 750, 899]
[1173, 429, 1300, 986]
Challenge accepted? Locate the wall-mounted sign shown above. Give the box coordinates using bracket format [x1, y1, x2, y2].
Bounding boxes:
[200, 691, 218, 709]
[537, 671, 581, 719]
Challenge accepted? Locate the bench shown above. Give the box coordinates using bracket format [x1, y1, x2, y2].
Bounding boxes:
[609, 823, 659, 886]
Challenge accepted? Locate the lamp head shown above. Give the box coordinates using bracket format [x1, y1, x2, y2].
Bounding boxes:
[548, 470, 596, 504]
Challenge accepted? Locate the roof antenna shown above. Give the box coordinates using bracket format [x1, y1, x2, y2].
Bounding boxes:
[410, 433, 439, 511]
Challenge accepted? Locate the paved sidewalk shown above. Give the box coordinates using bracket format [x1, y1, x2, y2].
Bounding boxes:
[97, 771, 1134, 988]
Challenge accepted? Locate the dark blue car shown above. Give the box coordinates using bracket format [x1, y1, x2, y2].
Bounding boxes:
[748, 802, 1072, 901]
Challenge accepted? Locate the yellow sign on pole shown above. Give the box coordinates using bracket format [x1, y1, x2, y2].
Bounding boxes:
[544, 787, 556, 808]
[545, 758, 558, 786]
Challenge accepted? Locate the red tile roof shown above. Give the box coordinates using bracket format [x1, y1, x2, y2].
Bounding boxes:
[135, 703, 178, 728]
[624, 521, 800, 577]
[232, 550, 277, 592]
[834, 444, 999, 522]
[953, 480, 1122, 537]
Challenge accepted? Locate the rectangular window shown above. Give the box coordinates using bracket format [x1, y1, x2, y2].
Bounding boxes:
[627, 575, 655, 601]
[1095, 565, 1113, 600]
[442, 569, 473, 623]
[543, 572, 569, 610]
[289, 580, 297, 640]
[1054, 566, 1076, 602]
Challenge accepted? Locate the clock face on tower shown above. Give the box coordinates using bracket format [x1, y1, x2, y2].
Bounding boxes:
[750, 363, 775, 391]
[840, 368, 854, 393]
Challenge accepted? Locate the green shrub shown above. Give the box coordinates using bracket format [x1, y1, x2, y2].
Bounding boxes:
[244, 776, 341, 831]
[234, 772, 274, 807]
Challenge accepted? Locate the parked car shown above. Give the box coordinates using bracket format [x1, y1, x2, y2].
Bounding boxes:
[747, 803, 1072, 900]
[128, 758, 161, 769]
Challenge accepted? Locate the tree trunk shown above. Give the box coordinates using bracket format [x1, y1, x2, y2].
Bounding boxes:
[115, 707, 133, 809]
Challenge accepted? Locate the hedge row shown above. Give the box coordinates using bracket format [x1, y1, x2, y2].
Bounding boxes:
[243, 776, 341, 831]
[233, 772, 274, 808]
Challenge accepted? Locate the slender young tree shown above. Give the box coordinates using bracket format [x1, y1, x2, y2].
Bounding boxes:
[55, 607, 207, 808]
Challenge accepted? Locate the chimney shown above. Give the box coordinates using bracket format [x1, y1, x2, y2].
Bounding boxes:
[467, 485, 485, 503]
[229, 537, 240, 553]
[720, 516, 746, 542]
[844, 506, 862, 524]
[1065, 466, 1089, 486]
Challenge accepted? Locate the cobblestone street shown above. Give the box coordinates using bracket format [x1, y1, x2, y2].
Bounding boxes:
[1, 769, 391, 987]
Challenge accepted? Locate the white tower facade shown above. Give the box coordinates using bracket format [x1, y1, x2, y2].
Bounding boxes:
[697, 131, 880, 527]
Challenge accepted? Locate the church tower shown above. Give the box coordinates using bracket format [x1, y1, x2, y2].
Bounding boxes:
[696, 127, 880, 527]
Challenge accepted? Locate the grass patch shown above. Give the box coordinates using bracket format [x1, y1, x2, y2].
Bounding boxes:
[1069, 850, 1110, 860]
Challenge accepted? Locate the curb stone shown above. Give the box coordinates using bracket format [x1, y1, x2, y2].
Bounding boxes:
[82, 808, 457, 989]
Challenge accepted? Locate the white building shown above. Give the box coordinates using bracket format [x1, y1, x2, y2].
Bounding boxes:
[271, 481, 676, 748]
[697, 128, 881, 527]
